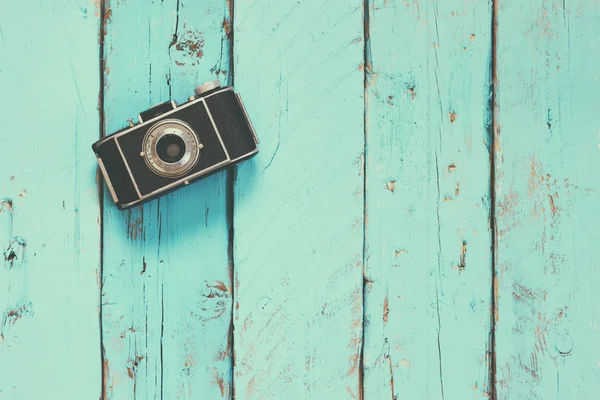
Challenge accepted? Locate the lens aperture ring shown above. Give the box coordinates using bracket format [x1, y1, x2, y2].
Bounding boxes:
[142, 119, 201, 178]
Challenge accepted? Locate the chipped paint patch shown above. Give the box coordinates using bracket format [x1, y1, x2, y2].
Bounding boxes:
[175, 30, 205, 60]
[383, 292, 389, 324]
[1, 302, 34, 334]
[4, 236, 26, 268]
[385, 180, 396, 192]
[0, 198, 13, 213]
[394, 249, 407, 257]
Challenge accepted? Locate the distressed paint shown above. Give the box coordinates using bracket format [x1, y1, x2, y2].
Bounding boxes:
[494, 0, 600, 398]
[363, 0, 494, 398]
[100, 0, 233, 398]
[232, 0, 365, 398]
[2, 1, 600, 397]
[0, 0, 101, 398]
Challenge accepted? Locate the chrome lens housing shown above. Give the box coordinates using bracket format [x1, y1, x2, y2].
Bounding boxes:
[142, 119, 201, 178]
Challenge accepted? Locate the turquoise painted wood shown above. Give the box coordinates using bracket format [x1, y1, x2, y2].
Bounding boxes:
[494, 1, 600, 398]
[363, 0, 494, 398]
[232, 0, 365, 398]
[0, 1, 102, 398]
[2, 1, 600, 398]
[100, 0, 233, 398]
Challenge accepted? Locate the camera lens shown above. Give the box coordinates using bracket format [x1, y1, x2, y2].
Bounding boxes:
[142, 120, 201, 178]
[156, 134, 186, 164]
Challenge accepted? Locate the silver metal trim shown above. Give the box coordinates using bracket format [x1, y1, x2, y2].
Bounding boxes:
[201, 99, 231, 160]
[235, 92, 259, 145]
[229, 148, 259, 164]
[203, 86, 234, 98]
[119, 158, 231, 209]
[114, 138, 143, 199]
[96, 87, 235, 147]
[97, 157, 119, 204]
[119, 146, 258, 209]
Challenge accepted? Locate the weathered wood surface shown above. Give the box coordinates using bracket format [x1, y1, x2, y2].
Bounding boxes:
[494, 1, 600, 398]
[0, 0, 102, 398]
[1, 0, 600, 398]
[363, 0, 494, 398]
[232, 0, 366, 398]
[100, 0, 233, 398]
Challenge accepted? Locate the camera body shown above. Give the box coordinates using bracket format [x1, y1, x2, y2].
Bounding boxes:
[92, 81, 258, 210]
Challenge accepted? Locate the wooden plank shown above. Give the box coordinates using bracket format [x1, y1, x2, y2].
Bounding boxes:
[363, 1, 494, 398]
[232, 1, 365, 398]
[0, 1, 102, 398]
[494, 1, 600, 398]
[100, 0, 233, 397]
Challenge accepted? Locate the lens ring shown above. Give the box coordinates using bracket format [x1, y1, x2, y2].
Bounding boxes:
[142, 119, 201, 178]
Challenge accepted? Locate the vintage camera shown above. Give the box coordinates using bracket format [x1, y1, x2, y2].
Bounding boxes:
[92, 81, 259, 210]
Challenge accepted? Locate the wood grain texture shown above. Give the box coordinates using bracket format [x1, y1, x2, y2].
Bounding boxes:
[494, 1, 600, 398]
[0, 1, 101, 398]
[100, 0, 233, 397]
[232, 0, 365, 398]
[3, 1, 600, 397]
[363, 1, 494, 398]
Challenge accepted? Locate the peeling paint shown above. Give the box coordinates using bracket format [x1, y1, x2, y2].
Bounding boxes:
[1, 302, 34, 334]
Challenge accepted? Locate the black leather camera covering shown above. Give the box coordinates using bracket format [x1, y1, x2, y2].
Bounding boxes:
[94, 139, 139, 204]
[204, 90, 258, 160]
[92, 87, 257, 209]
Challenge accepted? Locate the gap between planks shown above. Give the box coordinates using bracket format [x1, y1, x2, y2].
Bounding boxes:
[359, 0, 370, 399]
[98, 0, 107, 399]
[226, 1, 236, 398]
[489, 0, 499, 398]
